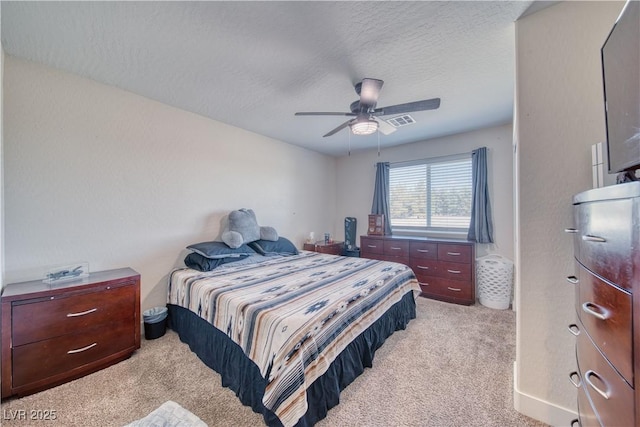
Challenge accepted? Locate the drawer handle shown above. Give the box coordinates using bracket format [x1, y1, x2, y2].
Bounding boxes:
[568, 371, 581, 388]
[567, 324, 580, 336]
[419, 282, 430, 287]
[416, 265, 430, 270]
[564, 228, 579, 234]
[417, 249, 430, 253]
[447, 252, 461, 256]
[566, 276, 578, 285]
[585, 370, 610, 400]
[570, 419, 580, 427]
[447, 287, 462, 292]
[582, 234, 606, 243]
[390, 247, 402, 250]
[367, 245, 378, 248]
[67, 308, 97, 317]
[582, 302, 608, 321]
[67, 342, 97, 354]
[447, 269, 461, 274]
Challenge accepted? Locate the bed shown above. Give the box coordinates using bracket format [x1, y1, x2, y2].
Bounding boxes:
[167, 241, 420, 427]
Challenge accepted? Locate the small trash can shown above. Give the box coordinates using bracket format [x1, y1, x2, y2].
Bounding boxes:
[143, 306, 168, 340]
[477, 254, 514, 310]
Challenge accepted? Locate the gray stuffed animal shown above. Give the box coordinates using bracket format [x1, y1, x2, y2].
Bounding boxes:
[222, 208, 278, 249]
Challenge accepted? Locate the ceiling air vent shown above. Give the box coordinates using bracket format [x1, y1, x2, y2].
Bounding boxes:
[386, 114, 416, 128]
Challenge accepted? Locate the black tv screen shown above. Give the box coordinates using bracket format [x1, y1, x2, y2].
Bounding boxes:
[601, 0, 640, 173]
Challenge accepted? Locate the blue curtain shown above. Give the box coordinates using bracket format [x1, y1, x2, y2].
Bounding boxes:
[468, 147, 494, 243]
[371, 162, 392, 235]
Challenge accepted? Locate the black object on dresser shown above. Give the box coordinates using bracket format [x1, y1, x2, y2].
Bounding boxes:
[1, 268, 141, 399]
[566, 182, 640, 426]
[360, 235, 475, 305]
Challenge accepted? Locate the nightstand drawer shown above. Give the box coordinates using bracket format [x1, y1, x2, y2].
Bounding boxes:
[12, 320, 135, 388]
[12, 284, 136, 346]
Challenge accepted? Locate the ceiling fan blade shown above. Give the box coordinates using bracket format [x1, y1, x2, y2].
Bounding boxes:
[295, 112, 356, 116]
[376, 118, 397, 136]
[323, 119, 354, 137]
[359, 78, 384, 106]
[371, 98, 441, 116]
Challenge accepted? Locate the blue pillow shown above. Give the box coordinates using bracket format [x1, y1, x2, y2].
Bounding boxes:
[184, 252, 250, 272]
[186, 241, 256, 259]
[248, 237, 298, 256]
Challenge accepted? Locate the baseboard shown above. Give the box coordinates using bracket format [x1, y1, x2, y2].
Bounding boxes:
[513, 362, 578, 427]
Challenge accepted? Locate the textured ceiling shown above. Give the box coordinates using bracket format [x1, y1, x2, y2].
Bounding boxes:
[1, 1, 538, 157]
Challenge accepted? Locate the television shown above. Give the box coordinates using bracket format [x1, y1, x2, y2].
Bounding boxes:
[601, 0, 640, 173]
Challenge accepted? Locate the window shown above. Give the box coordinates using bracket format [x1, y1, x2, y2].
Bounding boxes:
[389, 153, 472, 234]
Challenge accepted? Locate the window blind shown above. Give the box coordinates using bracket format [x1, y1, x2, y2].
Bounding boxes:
[389, 154, 472, 232]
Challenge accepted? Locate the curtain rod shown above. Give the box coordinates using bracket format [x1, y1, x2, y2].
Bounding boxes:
[373, 150, 474, 168]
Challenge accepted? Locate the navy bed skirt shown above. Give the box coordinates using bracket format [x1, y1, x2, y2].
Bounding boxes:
[167, 291, 416, 426]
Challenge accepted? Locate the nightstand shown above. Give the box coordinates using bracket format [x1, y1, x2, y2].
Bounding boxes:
[303, 241, 344, 256]
[1, 267, 141, 398]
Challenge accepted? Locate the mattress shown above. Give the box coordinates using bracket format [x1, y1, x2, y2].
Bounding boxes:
[168, 251, 420, 426]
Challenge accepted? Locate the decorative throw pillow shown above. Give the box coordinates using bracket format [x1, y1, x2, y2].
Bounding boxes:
[184, 252, 250, 272]
[248, 237, 298, 256]
[186, 240, 256, 259]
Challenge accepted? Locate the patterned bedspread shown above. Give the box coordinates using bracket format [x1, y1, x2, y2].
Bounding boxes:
[168, 251, 420, 427]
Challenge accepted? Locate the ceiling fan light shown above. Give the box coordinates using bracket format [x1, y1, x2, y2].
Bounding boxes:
[350, 119, 378, 135]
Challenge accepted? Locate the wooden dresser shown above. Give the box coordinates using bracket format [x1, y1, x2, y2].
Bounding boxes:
[1, 267, 141, 398]
[567, 182, 640, 426]
[360, 235, 475, 305]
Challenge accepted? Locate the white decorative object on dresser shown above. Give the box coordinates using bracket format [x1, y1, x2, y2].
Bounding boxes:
[566, 182, 640, 426]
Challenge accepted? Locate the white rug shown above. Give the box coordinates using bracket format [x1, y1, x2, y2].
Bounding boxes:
[125, 400, 208, 427]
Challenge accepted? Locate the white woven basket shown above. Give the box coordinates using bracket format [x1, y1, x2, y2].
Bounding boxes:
[476, 254, 514, 310]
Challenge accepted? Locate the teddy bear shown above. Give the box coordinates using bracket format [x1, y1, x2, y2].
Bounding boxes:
[222, 208, 278, 249]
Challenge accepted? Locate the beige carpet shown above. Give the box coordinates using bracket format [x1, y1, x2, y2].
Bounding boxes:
[1, 298, 548, 427]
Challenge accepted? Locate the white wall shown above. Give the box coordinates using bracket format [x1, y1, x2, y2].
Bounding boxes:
[3, 56, 337, 311]
[514, 2, 624, 425]
[335, 124, 514, 261]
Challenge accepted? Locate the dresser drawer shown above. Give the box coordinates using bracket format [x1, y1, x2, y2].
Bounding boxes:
[574, 199, 635, 290]
[409, 241, 437, 260]
[383, 240, 409, 257]
[576, 320, 634, 427]
[437, 261, 472, 282]
[419, 277, 473, 301]
[438, 244, 472, 263]
[12, 319, 135, 388]
[577, 378, 602, 427]
[12, 285, 136, 346]
[409, 259, 438, 276]
[360, 237, 383, 255]
[576, 263, 632, 384]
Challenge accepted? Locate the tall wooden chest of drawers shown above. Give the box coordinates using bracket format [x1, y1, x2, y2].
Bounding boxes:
[567, 182, 640, 426]
[360, 235, 475, 305]
[1, 268, 141, 398]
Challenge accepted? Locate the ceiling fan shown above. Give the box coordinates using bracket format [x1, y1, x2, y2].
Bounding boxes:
[295, 78, 441, 137]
